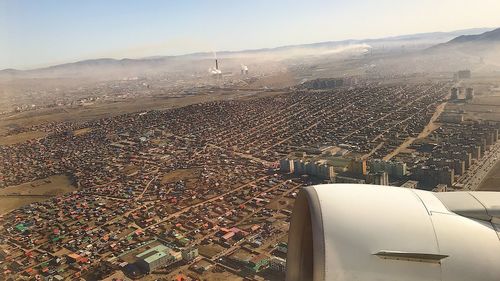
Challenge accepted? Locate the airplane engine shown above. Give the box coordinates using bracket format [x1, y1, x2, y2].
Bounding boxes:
[286, 184, 500, 281]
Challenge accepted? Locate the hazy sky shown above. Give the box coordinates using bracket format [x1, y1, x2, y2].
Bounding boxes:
[2, 0, 500, 69]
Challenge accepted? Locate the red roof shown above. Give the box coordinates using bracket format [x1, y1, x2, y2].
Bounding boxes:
[222, 232, 235, 240]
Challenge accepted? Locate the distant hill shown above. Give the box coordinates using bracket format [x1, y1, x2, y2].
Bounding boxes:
[0, 27, 495, 79]
[446, 28, 500, 44]
[429, 28, 500, 61]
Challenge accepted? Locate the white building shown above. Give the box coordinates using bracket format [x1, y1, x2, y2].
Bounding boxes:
[270, 256, 287, 272]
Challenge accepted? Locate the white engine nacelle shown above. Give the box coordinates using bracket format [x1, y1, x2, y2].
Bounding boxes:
[286, 184, 500, 281]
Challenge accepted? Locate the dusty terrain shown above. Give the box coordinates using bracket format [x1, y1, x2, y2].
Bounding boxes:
[0, 174, 76, 214]
[478, 160, 500, 191]
[0, 130, 47, 145]
[0, 89, 284, 136]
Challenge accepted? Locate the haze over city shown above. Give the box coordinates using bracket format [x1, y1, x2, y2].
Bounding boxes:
[2, 0, 500, 69]
[1, 1, 500, 281]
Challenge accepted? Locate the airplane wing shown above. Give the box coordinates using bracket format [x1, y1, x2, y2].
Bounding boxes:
[286, 184, 500, 281]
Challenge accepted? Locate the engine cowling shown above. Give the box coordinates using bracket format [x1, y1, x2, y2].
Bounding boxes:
[286, 184, 500, 281]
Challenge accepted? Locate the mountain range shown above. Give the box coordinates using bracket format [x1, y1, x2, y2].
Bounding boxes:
[427, 27, 500, 66]
[2, 27, 499, 79]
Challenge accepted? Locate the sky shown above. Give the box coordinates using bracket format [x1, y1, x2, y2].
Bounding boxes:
[1, 0, 500, 70]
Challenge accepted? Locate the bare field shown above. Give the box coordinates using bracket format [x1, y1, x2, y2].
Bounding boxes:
[445, 78, 500, 121]
[267, 197, 294, 211]
[0, 99, 179, 135]
[447, 105, 500, 121]
[478, 160, 500, 191]
[0, 130, 47, 145]
[198, 243, 225, 259]
[202, 270, 244, 281]
[0, 174, 76, 214]
[161, 168, 201, 184]
[246, 72, 297, 89]
[73, 127, 92, 136]
[0, 90, 278, 135]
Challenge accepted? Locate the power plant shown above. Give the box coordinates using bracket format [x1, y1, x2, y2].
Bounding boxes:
[209, 52, 222, 77]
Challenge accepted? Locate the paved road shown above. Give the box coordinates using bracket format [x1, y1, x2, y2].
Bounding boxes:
[455, 141, 500, 191]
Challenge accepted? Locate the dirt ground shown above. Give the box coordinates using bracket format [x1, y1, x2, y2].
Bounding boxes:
[0, 174, 76, 214]
[198, 243, 225, 259]
[73, 127, 92, 136]
[161, 168, 201, 184]
[0, 98, 185, 135]
[478, 160, 500, 191]
[101, 270, 132, 281]
[0, 130, 47, 145]
[246, 72, 297, 89]
[445, 78, 500, 121]
[0, 89, 280, 135]
[201, 270, 244, 281]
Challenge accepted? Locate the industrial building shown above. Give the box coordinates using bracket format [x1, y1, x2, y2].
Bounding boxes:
[136, 244, 178, 273]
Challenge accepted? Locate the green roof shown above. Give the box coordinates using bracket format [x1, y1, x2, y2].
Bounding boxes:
[143, 251, 168, 264]
[16, 224, 27, 232]
[136, 245, 171, 264]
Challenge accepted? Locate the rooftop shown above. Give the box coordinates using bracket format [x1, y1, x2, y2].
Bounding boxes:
[136, 244, 171, 264]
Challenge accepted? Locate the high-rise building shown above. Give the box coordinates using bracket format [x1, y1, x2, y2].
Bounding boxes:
[468, 145, 481, 160]
[349, 158, 367, 177]
[451, 88, 459, 100]
[465, 88, 474, 99]
[285, 159, 335, 180]
[453, 159, 465, 175]
[438, 167, 454, 186]
[457, 70, 471, 79]
[366, 171, 389, 186]
[279, 159, 294, 173]
[368, 159, 407, 178]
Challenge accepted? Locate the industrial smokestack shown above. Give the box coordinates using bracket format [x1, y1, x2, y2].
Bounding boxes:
[241, 64, 249, 75]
